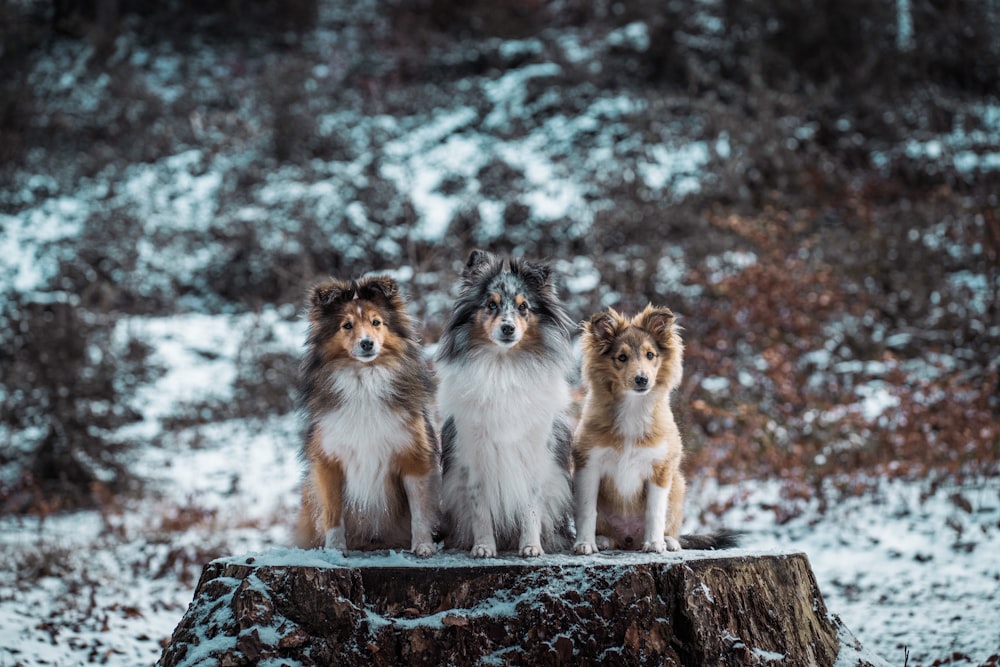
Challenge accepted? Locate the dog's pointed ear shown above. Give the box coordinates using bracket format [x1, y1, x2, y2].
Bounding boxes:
[310, 281, 345, 310]
[461, 248, 497, 286]
[520, 261, 552, 291]
[637, 306, 675, 342]
[585, 311, 619, 354]
[466, 249, 492, 271]
[364, 275, 399, 300]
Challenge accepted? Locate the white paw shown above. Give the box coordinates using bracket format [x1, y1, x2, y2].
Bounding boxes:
[323, 527, 347, 552]
[471, 544, 497, 558]
[664, 536, 682, 552]
[520, 544, 544, 558]
[574, 542, 598, 555]
[642, 540, 666, 553]
[412, 542, 436, 558]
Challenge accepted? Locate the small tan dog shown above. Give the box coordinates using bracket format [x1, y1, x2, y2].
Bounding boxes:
[573, 305, 736, 554]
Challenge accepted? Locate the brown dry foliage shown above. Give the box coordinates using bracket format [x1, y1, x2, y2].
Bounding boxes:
[682, 187, 999, 499]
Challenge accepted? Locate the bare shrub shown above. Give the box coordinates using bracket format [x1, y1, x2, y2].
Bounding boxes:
[0, 4, 50, 180]
[0, 294, 158, 514]
[390, 0, 547, 39]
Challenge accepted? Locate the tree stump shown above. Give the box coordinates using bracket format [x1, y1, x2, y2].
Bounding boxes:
[158, 549, 887, 667]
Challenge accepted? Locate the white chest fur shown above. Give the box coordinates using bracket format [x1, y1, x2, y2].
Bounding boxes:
[438, 352, 571, 527]
[598, 391, 671, 501]
[318, 367, 410, 513]
[613, 392, 658, 444]
[438, 353, 570, 444]
[591, 439, 670, 500]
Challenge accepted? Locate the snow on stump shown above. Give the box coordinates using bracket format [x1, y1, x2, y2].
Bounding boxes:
[157, 549, 884, 667]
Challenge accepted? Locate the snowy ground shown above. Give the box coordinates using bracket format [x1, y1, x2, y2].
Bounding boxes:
[0, 313, 996, 666]
[692, 479, 1000, 666]
[1, 441, 998, 665]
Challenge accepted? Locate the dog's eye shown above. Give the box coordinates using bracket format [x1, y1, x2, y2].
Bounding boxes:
[342, 322, 353, 330]
[372, 319, 381, 327]
[646, 351, 655, 360]
[518, 302, 529, 314]
[487, 302, 498, 312]
[617, 354, 628, 362]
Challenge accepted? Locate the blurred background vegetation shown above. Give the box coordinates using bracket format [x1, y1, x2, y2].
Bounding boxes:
[1, 0, 997, 517]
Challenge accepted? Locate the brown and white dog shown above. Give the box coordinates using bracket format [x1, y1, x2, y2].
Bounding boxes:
[573, 306, 737, 554]
[294, 276, 440, 556]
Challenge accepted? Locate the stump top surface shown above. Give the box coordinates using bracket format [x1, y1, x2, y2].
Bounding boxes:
[215, 546, 809, 571]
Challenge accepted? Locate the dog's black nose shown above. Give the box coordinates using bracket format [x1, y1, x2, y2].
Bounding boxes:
[360, 338, 374, 352]
[635, 374, 648, 387]
[501, 323, 515, 336]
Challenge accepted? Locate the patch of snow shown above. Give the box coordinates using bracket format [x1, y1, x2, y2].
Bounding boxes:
[893, 103, 1000, 174]
[494, 138, 589, 225]
[853, 381, 900, 423]
[556, 256, 601, 294]
[0, 198, 87, 292]
[959, 149, 1000, 172]
[655, 249, 704, 299]
[379, 108, 482, 241]
[750, 647, 785, 662]
[948, 270, 996, 318]
[556, 31, 593, 64]
[119, 150, 223, 232]
[704, 250, 759, 284]
[607, 21, 651, 52]
[715, 131, 732, 160]
[638, 141, 711, 196]
[482, 63, 561, 130]
[834, 620, 893, 667]
[498, 38, 544, 60]
[701, 376, 730, 394]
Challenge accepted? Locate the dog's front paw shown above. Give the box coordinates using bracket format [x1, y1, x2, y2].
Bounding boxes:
[574, 541, 598, 555]
[520, 544, 544, 558]
[323, 528, 347, 552]
[470, 544, 497, 558]
[595, 535, 615, 551]
[412, 542, 436, 558]
[664, 536, 682, 552]
[642, 539, 666, 553]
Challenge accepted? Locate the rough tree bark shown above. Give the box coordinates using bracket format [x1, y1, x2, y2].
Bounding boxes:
[158, 549, 886, 667]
